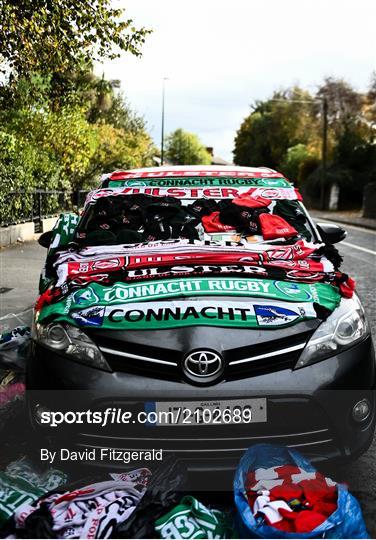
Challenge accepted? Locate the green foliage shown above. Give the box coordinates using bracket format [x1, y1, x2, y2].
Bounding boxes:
[234, 88, 321, 170]
[281, 144, 319, 184]
[0, 126, 65, 192]
[234, 77, 376, 209]
[165, 129, 211, 165]
[0, 1, 154, 224]
[0, 0, 150, 86]
[0, 98, 155, 193]
[0, 126, 66, 225]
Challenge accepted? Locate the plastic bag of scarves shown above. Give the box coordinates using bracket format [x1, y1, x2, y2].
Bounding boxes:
[234, 444, 369, 539]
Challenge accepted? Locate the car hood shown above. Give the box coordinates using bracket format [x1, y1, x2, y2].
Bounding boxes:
[87, 317, 319, 358]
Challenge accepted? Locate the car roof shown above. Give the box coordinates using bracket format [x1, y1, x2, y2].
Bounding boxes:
[100, 165, 288, 185]
[108, 165, 278, 174]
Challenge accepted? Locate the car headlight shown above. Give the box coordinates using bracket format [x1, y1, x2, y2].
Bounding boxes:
[33, 322, 111, 372]
[295, 295, 369, 369]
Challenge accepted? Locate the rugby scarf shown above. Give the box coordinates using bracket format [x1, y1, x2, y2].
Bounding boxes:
[85, 186, 300, 205]
[53, 239, 320, 264]
[36, 266, 346, 313]
[0, 463, 67, 528]
[106, 168, 290, 181]
[49, 213, 79, 250]
[48, 277, 339, 308]
[53, 239, 321, 269]
[55, 251, 333, 286]
[155, 496, 235, 539]
[12, 468, 150, 539]
[0, 473, 44, 526]
[36, 278, 340, 331]
[105, 175, 292, 188]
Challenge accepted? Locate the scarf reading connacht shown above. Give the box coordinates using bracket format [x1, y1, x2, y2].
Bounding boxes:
[38, 299, 319, 331]
[36, 277, 340, 331]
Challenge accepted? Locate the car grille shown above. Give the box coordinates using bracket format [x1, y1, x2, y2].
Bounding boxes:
[74, 395, 338, 469]
[94, 331, 313, 382]
[75, 429, 338, 470]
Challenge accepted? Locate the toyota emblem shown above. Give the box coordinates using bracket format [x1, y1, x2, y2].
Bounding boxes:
[183, 350, 224, 384]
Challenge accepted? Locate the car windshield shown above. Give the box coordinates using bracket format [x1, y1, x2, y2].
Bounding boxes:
[75, 180, 316, 247]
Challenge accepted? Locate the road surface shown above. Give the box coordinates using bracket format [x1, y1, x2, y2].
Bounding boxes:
[319, 220, 376, 340]
[0, 222, 375, 534]
[315, 220, 376, 535]
[0, 240, 45, 319]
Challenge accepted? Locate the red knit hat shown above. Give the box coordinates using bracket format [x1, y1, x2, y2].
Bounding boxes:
[232, 194, 271, 208]
[259, 213, 298, 240]
[202, 211, 237, 233]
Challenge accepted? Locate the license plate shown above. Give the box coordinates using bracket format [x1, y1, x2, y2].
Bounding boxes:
[146, 398, 267, 426]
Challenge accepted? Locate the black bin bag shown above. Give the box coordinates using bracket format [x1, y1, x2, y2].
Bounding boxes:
[116, 456, 187, 539]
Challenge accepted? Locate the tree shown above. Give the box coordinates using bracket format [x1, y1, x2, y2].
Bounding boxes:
[0, 0, 154, 221]
[364, 72, 376, 125]
[233, 111, 275, 168]
[0, 85, 155, 191]
[0, 0, 150, 87]
[233, 77, 376, 209]
[316, 77, 364, 138]
[233, 87, 320, 169]
[165, 129, 211, 165]
[280, 144, 319, 184]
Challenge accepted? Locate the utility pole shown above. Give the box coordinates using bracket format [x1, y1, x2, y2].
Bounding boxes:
[161, 77, 168, 166]
[320, 97, 328, 210]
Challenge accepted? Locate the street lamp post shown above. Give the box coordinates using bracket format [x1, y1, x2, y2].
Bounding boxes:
[161, 77, 168, 166]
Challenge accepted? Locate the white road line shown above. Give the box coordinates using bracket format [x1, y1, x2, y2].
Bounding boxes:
[341, 241, 376, 256]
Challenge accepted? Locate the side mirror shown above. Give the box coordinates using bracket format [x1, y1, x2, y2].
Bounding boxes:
[38, 230, 53, 248]
[316, 222, 347, 244]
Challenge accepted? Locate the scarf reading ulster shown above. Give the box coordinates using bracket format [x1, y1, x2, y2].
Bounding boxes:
[36, 277, 340, 330]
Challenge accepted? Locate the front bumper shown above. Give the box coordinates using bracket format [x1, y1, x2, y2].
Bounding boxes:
[27, 336, 376, 470]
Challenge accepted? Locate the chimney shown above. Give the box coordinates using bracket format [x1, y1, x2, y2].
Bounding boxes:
[206, 147, 214, 157]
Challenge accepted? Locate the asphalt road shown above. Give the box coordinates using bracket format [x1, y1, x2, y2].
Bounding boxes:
[0, 223, 375, 534]
[315, 220, 376, 535]
[320, 220, 376, 340]
[0, 240, 46, 319]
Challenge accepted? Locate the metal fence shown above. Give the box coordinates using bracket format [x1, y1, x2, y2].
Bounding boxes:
[0, 190, 89, 230]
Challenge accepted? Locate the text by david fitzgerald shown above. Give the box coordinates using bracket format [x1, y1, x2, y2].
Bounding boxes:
[40, 448, 163, 465]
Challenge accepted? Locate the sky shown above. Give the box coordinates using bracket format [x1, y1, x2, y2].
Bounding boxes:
[99, 0, 376, 162]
